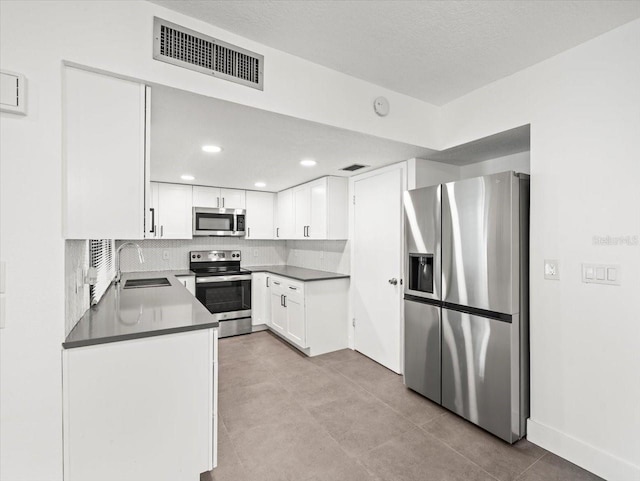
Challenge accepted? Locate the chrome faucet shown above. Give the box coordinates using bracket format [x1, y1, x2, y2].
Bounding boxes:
[115, 242, 145, 284]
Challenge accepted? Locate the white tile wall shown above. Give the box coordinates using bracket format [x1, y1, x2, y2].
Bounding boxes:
[286, 240, 350, 274]
[116, 238, 350, 274]
[64, 240, 89, 336]
[116, 238, 287, 272]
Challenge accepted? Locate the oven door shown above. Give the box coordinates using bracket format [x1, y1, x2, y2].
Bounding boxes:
[195, 274, 252, 321]
[193, 207, 244, 236]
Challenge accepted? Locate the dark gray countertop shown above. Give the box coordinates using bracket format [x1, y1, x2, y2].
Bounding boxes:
[63, 271, 216, 349]
[244, 265, 350, 282]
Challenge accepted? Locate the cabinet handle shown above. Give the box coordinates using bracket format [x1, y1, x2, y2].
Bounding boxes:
[222, 198, 225, 208]
[289, 286, 297, 291]
[160, 225, 164, 237]
[276, 227, 280, 238]
[283, 295, 287, 307]
[273, 281, 281, 285]
[247, 227, 251, 238]
[217, 197, 220, 208]
[266, 277, 270, 287]
[280, 294, 284, 307]
[149, 208, 155, 233]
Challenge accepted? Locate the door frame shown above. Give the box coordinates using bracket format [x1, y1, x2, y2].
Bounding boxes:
[348, 161, 407, 374]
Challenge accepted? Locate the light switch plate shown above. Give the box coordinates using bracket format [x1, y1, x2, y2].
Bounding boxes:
[544, 259, 560, 280]
[582, 263, 620, 286]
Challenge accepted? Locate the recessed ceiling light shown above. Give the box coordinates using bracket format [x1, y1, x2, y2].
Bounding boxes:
[300, 159, 317, 167]
[202, 145, 222, 153]
[181, 174, 195, 181]
[254, 182, 266, 188]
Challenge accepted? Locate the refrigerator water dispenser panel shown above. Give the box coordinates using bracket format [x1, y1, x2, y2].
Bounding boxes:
[409, 254, 434, 293]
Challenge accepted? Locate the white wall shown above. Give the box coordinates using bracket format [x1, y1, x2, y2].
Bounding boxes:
[408, 151, 530, 190]
[440, 19, 640, 481]
[459, 151, 530, 178]
[0, 1, 439, 479]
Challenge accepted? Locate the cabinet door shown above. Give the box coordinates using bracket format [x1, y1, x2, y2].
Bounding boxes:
[147, 182, 160, 238]
[308, 178, 327, 239]
[64, 67, 147, 239]
[246, 191, 275, 239]
[276, 189, 295, 239]
[251, 273, 266, 326]
[192, 186, 221, 208]
[176, 275, 196, 296]
[220, 188, 246, 209]
[285, 286, 306, 348]
[158, 183, 193, 239]
[293, 185, 310, 239]
[270, 280, 287, 333]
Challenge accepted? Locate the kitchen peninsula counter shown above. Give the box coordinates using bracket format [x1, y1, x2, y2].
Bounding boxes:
[63, 270, 216, 349]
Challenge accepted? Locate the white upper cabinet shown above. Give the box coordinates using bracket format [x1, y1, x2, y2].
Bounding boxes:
[63, 67, 149, 239]
[148, 182, 192, 239]
[220, 188, 246, 209]
[192, 186, 246, 209]
[245, 191, 275, 239]
[278, 176, 348, 240]
[276, 189, 295, 240]
[192, 186, 220, 208]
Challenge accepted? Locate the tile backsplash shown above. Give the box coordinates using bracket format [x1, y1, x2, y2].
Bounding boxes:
[65, 240, 89, 336]
[116, 238, 287, 272]
[286, 240, 350, 274]
[116, 238, 350, 274]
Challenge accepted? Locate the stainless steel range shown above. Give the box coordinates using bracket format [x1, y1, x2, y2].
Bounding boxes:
[189, 250, 252, 338]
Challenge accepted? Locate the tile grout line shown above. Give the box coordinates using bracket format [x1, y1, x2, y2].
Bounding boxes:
[514, 452, 548, 481]
[415, 422, 502, 481]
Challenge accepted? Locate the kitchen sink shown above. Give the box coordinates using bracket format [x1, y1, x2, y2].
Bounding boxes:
[123, 277, 171, 289]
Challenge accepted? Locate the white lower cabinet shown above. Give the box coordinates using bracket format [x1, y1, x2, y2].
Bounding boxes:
[63, 329, 216, 481]
[251, 273, 271, 327]
[265, 274, 349, 356]
[176, 274, 196, 295]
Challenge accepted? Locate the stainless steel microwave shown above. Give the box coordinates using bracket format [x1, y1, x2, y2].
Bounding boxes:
[192, 207, 246, 236]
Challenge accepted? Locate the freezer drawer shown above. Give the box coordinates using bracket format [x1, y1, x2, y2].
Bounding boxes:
[404, 298, 441, 404]
[441, 308, 522, 443]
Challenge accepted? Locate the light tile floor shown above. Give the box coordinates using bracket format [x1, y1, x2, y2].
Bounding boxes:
[201, 331, 603, 481]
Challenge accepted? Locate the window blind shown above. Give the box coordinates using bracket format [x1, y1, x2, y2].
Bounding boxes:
[89, 239, 114, 305]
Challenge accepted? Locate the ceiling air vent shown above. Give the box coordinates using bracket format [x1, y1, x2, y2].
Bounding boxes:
[341, 164, 369, 172]
[153, 17, 264, 90]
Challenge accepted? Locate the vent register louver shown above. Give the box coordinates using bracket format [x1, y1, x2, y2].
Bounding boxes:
[153, 18, 264, 90]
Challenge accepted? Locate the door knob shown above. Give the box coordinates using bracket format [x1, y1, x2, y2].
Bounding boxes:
[388, 278, 398, 285]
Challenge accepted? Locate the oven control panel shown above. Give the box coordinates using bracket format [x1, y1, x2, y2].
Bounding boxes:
[190, 250, 241, 262]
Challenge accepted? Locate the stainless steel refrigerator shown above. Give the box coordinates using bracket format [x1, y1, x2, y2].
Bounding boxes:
[403, 171, 530, 443]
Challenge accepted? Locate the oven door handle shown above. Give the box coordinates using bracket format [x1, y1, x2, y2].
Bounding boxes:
[196, 275, 252, 283]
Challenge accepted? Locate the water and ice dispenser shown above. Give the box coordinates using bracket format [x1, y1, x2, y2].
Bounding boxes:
[408, 254, 434, 294]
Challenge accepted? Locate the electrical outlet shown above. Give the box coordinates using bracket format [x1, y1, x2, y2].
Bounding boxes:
[253, 249, 259, 257]
[162, 251, 170, 261]
[544, 259, 560, 280]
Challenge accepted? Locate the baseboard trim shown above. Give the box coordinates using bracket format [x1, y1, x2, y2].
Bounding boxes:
[251, 324, 269, 333]
[527, 418, 639, 481]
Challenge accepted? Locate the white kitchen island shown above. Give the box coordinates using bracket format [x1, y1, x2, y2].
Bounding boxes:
[62, 272, 218, 481]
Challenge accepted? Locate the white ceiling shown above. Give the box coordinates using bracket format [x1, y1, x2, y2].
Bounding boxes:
[149, 0, 640, 105]
[150, 85, 436, 191]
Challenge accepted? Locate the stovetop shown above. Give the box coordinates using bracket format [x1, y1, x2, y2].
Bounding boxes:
[189, 250, 248, 277]
[190, 267, 251, 277]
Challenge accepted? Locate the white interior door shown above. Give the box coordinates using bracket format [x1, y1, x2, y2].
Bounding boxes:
[353, 167, 404, 373]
